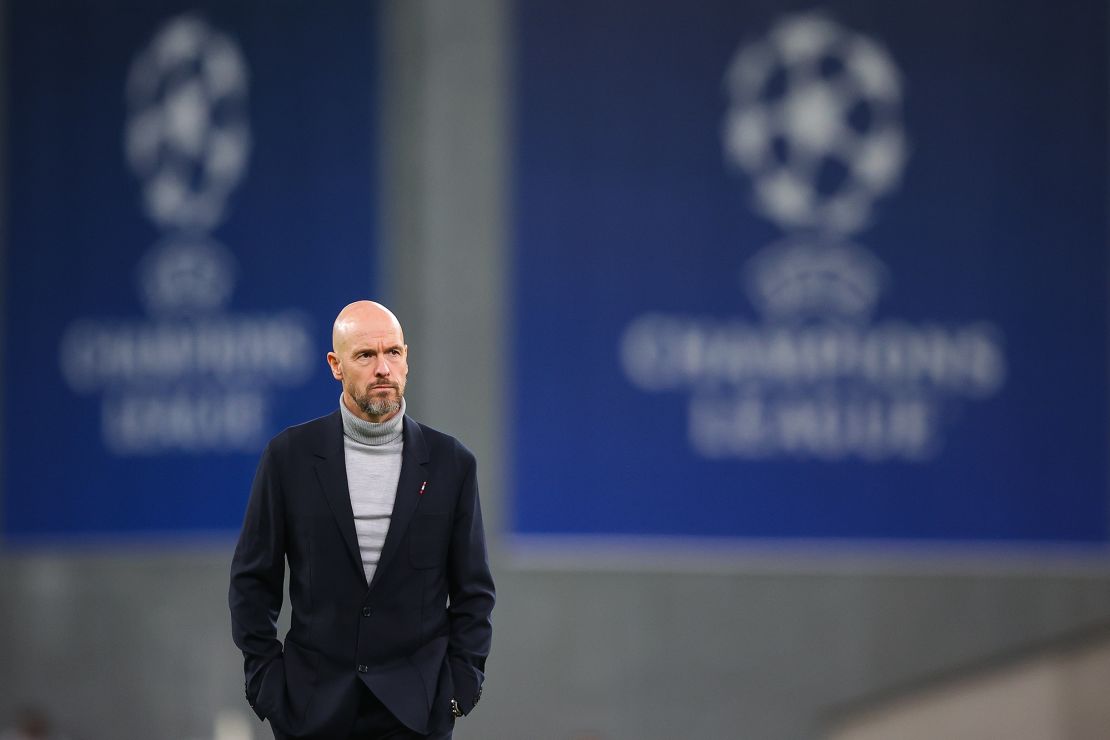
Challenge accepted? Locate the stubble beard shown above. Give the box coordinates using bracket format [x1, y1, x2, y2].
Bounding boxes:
[352, 382, 403, 419]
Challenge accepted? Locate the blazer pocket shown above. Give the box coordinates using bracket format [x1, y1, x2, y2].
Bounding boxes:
[409, 513, 449, 569]
[255, 654, 287, 725]
[282, 639, 320, 723]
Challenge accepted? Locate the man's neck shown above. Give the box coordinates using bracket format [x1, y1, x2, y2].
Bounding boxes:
[340, 394, 405, 447]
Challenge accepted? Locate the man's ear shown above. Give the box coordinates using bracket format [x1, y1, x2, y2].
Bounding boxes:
[327, 351, 343, 380]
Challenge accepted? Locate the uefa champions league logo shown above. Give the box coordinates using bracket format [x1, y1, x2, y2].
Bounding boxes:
[723, 13, 906, 321]
[57, 14, 314, 455]
[619, 12, 1007, 461]
[125, 14, 250, 315]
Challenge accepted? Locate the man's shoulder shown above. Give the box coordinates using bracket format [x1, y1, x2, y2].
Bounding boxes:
[267, 410, 341, 453]
[408, 416, 476, 464]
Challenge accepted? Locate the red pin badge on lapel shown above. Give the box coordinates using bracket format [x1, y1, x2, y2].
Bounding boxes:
[419, 481, 427, 496]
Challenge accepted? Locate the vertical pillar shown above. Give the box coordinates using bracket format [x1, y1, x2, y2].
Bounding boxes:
[379, 0, 509, 541]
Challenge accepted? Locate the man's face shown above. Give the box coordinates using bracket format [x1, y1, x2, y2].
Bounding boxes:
[328, 315, 408, 423]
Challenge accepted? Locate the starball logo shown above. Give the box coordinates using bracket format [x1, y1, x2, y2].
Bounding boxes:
[58, 15, 314, 455]
[124, 13, 251, 315]
[620, 13, 1006, 461]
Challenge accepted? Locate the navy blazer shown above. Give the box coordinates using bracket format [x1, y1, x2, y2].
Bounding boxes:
[229, 411, 495, 738]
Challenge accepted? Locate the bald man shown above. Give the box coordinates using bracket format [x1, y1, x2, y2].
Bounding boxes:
[230, 301, 495, 740]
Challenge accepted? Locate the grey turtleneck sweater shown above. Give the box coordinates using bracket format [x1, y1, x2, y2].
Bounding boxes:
[340, 395, 405, 585]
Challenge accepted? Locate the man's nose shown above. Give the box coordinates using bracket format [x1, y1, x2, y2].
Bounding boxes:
[373, 356, 391, 376]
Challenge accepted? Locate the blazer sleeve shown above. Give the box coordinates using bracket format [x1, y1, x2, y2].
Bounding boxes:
[229, 438, 287, 720]
[446, 447, 496, 715]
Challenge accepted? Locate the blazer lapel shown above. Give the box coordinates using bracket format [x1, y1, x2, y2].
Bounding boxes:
[367, 416, 429, 594]
[312, 411, 365, 586]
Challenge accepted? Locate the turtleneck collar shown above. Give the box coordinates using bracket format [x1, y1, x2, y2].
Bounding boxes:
[340, 394, 405, 446]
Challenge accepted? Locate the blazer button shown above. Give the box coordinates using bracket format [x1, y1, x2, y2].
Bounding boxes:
[357, 664, 368, 673]
[362, 607, 372, 617]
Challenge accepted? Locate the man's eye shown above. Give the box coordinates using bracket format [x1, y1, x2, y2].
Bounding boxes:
[390, 349, 401, 356]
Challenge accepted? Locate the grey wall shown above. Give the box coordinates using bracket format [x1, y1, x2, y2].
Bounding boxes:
[3, 2, 1110, 739]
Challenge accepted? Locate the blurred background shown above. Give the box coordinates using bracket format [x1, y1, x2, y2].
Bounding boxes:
[2, 1, 1110, 738]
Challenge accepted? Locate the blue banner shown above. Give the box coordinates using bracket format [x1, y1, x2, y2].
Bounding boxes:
[511, 1, 1108, 545]
[4, 2, 377, 539]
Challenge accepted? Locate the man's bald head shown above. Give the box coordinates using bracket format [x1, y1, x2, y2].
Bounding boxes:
[332, 300, 405, 356]
[327, 300, 409, 422]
